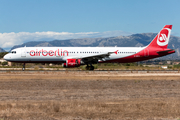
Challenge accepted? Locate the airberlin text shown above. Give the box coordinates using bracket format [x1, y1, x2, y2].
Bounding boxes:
[29, 49, 68, 56]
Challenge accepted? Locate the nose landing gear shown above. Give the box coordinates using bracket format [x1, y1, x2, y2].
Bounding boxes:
[22, 63, 25, 71]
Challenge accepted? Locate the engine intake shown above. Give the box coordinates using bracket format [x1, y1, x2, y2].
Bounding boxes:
[62, 59, 81, 68]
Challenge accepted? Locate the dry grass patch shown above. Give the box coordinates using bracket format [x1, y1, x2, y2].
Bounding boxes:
[0, 99, 180, 120]
[0, 73, 180, 81]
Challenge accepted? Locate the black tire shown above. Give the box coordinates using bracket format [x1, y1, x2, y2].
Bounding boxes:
[86, 66, 90, 70]
[90, 66, 94, 70]
[22, 63, 25, 71]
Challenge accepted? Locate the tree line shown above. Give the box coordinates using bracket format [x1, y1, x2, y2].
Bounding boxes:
[0, 52, 8, 59]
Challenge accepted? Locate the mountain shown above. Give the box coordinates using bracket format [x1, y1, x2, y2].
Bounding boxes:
[10, 33, 180, 60]
[11, 33, 157, 48]
[0, 48, 6, 52]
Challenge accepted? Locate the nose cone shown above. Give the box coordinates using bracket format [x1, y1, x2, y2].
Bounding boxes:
[3, 54, 10, 61]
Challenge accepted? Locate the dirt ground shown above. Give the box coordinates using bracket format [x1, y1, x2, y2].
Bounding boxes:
[0, 71, 180, 120]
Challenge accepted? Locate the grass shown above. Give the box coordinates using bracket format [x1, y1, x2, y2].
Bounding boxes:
[0, 72, 180, 119]
[0, 71, 180, 81]
[34, 66, 39, 70]
[0, 99, 180, 119]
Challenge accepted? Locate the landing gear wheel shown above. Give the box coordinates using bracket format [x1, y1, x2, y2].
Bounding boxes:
[22, 63, 25, 71]
[86, 66, 90, 70]
[90, 66, 94, 70]
[86, 64, 95, 70]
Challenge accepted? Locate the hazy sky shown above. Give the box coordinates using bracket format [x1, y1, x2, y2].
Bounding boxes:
[0, 0, 180, 50]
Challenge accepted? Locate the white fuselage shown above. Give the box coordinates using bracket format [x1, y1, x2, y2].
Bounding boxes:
[4, 47, 145, 63]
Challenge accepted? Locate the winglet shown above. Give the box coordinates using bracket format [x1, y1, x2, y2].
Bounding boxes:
[114, 50, 118, 54]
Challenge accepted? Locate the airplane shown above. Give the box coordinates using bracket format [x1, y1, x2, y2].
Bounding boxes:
[4, 25, 175, 71]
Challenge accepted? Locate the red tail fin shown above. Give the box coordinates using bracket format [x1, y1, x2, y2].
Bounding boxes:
[147, 25, 172, 50]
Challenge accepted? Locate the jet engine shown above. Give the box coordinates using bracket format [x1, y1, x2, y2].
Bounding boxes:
[62, 59, 81, 68]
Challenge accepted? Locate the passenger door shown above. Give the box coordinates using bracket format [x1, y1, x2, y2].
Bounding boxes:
[21, 47, 26, 57]
[144, 49, 149, 57]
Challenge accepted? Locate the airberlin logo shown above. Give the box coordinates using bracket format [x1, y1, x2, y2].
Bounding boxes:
[159, 34, 167, 42]
[157, 28, 170, 46]
[29, 49, 68, 56]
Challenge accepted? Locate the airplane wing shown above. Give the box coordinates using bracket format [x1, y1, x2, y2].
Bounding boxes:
[63, 50, 118, 63]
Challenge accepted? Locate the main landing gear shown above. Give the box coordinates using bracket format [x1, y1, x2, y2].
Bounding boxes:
[22, 63, 25, 71]
[86, 64, 94, 70]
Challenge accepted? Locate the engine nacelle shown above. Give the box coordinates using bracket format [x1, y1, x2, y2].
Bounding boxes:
[62, 59, 81, 68]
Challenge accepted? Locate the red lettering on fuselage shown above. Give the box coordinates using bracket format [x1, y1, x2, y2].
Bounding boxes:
[29, 49, 69, 57]
[42, 49, 48, 56]
[49, 50, 54, 56]
[30, 50, 35, 56]
[63, 50, 68, 56]
[54, 49, 60, 56]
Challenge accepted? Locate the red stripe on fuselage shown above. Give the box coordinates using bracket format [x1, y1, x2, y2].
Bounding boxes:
[101, 49, 175, 63]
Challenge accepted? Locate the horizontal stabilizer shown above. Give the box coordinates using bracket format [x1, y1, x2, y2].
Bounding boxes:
[157, 49, 175, 54]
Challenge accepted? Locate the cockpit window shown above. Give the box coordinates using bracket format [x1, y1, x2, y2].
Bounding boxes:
[11, 51, 16, 54]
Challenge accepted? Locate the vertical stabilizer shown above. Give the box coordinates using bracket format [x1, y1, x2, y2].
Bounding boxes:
[147, 25, 172, 50]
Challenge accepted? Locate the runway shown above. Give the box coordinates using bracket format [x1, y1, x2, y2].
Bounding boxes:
[0, 69, 180, 76]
